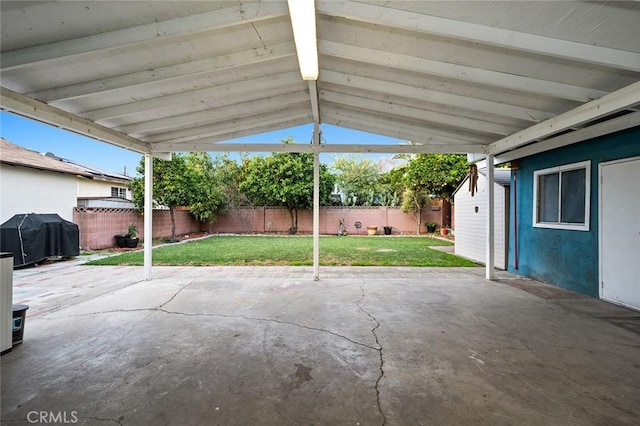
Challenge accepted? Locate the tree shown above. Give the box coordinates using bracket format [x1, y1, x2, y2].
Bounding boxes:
[401, 187, 430, 235]
[186, 152, 227, 231]
[402, 154, 468, 200]
[130, 153, 225, 242]
[332, 155, 381, 205]
[213, 153, 256, 233]
[239, 143, 334, 234]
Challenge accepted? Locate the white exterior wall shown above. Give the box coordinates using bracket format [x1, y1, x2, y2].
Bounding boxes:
[77, 178, 131, 199]
[0, 164, 77, 223]
[454, 174, 508, 269]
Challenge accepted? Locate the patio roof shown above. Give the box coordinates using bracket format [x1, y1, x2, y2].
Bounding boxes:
[1, 0, 639, 159]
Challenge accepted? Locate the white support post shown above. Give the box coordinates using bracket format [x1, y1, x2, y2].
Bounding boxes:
[312, 125, 320, 281]
[143, 154, 153, 280]
[485, 156, 495, 280]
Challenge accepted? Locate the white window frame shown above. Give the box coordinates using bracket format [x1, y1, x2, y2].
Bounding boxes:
[533, 160, 590, 231]
[111, 186, 127, 198]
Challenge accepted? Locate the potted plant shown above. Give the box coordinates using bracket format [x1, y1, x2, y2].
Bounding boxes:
[383, 226, 392, 235]
[125, 223, 139, 248]
[425, 221, 437, 233]
[366, 226, 378, 236]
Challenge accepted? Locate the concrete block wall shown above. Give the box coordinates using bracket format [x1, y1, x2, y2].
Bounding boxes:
[212, 201, 451, 235]
[74, 208, 203, 250]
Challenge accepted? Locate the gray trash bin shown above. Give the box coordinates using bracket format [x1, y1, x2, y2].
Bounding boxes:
[12, 305, 29, 345]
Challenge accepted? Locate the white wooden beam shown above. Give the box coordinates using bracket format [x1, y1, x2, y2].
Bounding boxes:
[152, 143, 316, 154]
[85, 71, 303, 121]
[318, 143, 484, 154]
[489, 81, 640, 155]
[320, 41, 607, 102]
[317, 1, 640, 72]
[143, 154, 153, 281]
[309, 80, 320, 126]
[147, 104, 311, 144]
[321, 70, 554, 123]
[0, 87, 150, 154]
[312, 122, 320, 281]
[493, 111, 640, 164]
[320, 90, 520, 136]
[1, 2, 289, 71]
[152, 142, 485, 155]
[321, 106, 492, 144]
[29, 43, 296, 102]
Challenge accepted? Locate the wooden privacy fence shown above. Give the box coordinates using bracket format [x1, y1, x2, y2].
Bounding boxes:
[74, 201, 452, 250]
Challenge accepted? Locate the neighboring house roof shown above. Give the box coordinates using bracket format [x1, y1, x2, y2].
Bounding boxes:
[453, 168, 511, 196]
[44, 152, 133, 184]
[0, 138, 92, 178]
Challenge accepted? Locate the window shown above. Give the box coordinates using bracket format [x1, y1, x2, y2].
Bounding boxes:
[111, 187, 127, 198]
[533, 161, 590, 231]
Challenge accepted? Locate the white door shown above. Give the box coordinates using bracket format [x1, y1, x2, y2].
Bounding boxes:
[600, 157, 640, 311]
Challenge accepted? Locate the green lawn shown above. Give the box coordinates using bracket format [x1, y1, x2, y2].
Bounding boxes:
[86, 235, 477, 267]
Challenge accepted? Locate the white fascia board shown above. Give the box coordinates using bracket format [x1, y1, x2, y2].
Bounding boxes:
[489, 81, 640, 155]
[320, 90, 520, 136]
[30, 43, 297, 102]
[0, 87, 150, 154]
[321, 70, 554, 122]
[1, 2, 289, 71]
[85, 71, 303, 122]
[317, 1, 640, 72]
[320, 41, 608, 102]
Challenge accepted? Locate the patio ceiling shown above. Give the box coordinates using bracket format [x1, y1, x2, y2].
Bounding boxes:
[1, 1, 639, 160]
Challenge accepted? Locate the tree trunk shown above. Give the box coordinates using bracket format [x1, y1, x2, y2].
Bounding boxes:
[170, 206, 177, 242]
[415, 207, 421, 235]
[287, 207, 298, 234]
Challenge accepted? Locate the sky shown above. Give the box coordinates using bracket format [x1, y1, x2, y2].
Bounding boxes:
[0, 111, 406, 176]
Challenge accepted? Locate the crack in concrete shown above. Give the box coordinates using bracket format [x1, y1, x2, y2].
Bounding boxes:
[356, 280, 387, 426]
[157, 308, 379, 351]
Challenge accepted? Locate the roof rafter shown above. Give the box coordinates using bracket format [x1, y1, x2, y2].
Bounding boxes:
[320, 90, 520, 136]
[1, 1, 289, 71]
[85, 71, 304, 122]
[321, 70, 554, 122]
[151, 112, 312, 151]
[119, 90, 311, 137]
[147, 102, 311, 144]
[318, 0, 640, 72]
[29, 42, 297, 102]
[321, 106, 489, 147]
[319, 41, 608, 102]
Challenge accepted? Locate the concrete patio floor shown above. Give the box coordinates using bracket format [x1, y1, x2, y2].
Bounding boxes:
[1, 264, 639, 425]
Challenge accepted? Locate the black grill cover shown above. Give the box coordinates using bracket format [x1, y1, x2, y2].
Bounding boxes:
[0, 214, 80, 267]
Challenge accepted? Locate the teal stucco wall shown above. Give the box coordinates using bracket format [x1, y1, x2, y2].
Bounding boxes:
[508, 127, 640, 297]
